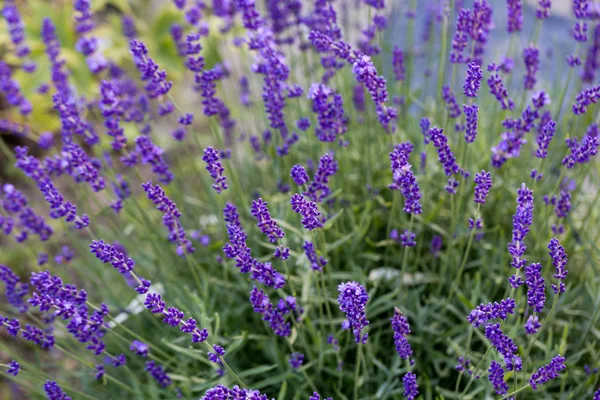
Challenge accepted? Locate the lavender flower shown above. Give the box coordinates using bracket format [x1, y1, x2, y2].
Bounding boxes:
[400, 230, 416, 247]
[289, 352, 304, 369]
[403, 372, 419, 400]
[250, 198, 285, 243]
[291, 165, 309, 186]
[304, 241, 327, 272]
[6, 360, 20, 376]
[525, 314, 541, 334]
[548, 238, 568, 294]
[507, 0, 523, 33]
[463, 62, 483, 97]
[290, 194, 323, 230]
[308, 83, 347, 143]
[523, 46, 540, 90]
[130, 40, 172, 98]
[537, 0, 551, 19]
[487, 63, 514, 110]
[202, 146, 228, 193]
[508, 183, 534, 270]
[467, 298, 516, 327]
[488, 360, 508, 395]
[473, 170, 492, 204]
[391, 308, 413, 360]
[249, 286, 292, 337]
[44, 381, 72, 400]
[392, 46, 406, 81]
[337, 281, 369, 343]
[142, 182, 194, 255]
[442, 85, 461, 118]
[529, 355, 566, 389]
[485, 323, 522, 371]
[463, 104, 479, 143]
[525, 262, 546, 312]
[428, 127, 460, 176]
[389, 143, 423, 214]
[145, 361, 172, 388]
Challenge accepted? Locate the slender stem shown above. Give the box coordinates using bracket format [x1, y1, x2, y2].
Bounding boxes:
[354, 343, 363, 400]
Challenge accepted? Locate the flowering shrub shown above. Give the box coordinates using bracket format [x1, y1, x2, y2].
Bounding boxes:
[0, 0, 599, 399]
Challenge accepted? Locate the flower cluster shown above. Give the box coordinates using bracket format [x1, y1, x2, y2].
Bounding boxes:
[337, 281, 369, 343]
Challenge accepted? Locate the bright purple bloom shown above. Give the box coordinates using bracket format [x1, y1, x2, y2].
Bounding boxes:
[523, 47, 540, 90]
[337, 281, 369, 343]
[467, 298, 516, 327]
[507, 0, 523, 33]
[508, 183, 534, 270]
[307, 83, 347, 143]
[487, 63, 514, 110]
[291, 165, 309, 186]
[403, 372, 419, 400]
[463, 62, 483, 97]
[130, 40, 172, 98]
[145, 361, 172, 388]
[303, 241, 327, 272]
[251, 198, 285, 243]
[485, 323, 522, 371]
[535, 120, 556, 158]
[488, 360, 507, 395]
[525, 314, 541, 334]
[44, 381, 72, 400]
[529, 355, 566, 389]
[428, 127, 460, 176]
[463, 104, 479, 143]
[290, 194, 323, 230]
[473, 170, 492, 204]
[525, 262, 546, 312]
[203, 147, 228, 193]
[249, 286, 292, 337]
[391, 308, 413, 360]
[537, 0, 551, 19]
[548, 238, 568, 294]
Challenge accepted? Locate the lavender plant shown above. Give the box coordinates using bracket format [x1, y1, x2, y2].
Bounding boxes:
[0, 0, 599, 399]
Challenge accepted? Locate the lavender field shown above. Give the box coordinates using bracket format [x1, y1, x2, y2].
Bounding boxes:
[0, 0, 599, 399]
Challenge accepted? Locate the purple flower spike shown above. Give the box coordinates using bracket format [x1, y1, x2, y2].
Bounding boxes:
[523, 46, 540, 90]
[507, 0, 523, 33]
[142, 182, 194, 255]
[250, 198, 285, 243]
[525, 262, 546, 312]
[291, 165, 309, 186]
[203, 147, 228, 193]
[130, 40, 172, 98]
[391, 308, 413, 360]
[508, 183, 534, 270]
[529, 355, 566, 389]
[485, 323, 522, 371]
[403, 371, 419, 400]
[389, 143, 422, 214]
[290, 194, 323, 230]
[488, 360, 508, 395]
[463, 62, 483, 98]
[428, 127, 460, 176]
[473, 170, 492, 204]
[337, 281, 369, 343]
[463, 104, 479, 143]
[392, 46, 405, 81]
[44, 381, 72, 400]
[442, 86, 461, 118]
[548, 238, 568, 294]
